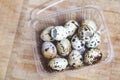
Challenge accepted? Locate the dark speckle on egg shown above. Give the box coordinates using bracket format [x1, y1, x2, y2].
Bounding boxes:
[80, 58, 83, 61]
[90, 55, 93, 58]
[81, 32, 83, 35]
[85, 37, 88, 39]
[71, 54, 74, 56]
[94, 43, 97, 46]
[54, 66, 57, 68]
[73, 63, 75, 66]
[90, 44, 92, 47]
[72, 21, 75, 23]
[72, 39, 76, 42]
[85, 28, 88, 31]
[45, 48, 49, 51]
[81, 43, 84, 46]
[97, 41, 100, 43]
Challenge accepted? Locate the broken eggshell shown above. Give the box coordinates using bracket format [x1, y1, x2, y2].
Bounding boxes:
[78, 25, 94, 42]
[57, 39, 71, 57]
[51, 26, 68, 41]
[42, 42, 57, 59]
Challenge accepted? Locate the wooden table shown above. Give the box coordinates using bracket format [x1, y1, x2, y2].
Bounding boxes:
[0, 0, 120, 80]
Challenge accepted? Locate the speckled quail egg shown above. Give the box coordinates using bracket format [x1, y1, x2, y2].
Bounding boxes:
[40, 26, 54, 41]
[83, 48, 102, 65]
[82, 20, 97, 32]
[42, 42, 57, 59]
[68, 50, 83, 68]
[71, 34, 85, 50]
[48, 58, 68, 71]
[51, 26, 68, 41]
[64, 20, 79, 36]
[78, 25, 94, 42]
[57, 39, 71, 56]
[86, 33, 101, 48]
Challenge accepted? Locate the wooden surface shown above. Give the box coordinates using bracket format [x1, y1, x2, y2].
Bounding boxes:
[0, 0, 24, 79]
[0, 0, 120, 80]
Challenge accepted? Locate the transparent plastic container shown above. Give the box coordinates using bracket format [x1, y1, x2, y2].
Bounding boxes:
[29, 0, 114, 78]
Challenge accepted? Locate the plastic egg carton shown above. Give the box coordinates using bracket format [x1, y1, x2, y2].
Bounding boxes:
[29, 0, 114, 78]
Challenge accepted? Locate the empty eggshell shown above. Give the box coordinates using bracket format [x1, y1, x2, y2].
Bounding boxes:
[68, 50, 83, 68]
[51, 26, 68, 41]
[64, 20, 79, 36]
[40, 26, 54, 41]
[83, 48, 102, 65]
[71, 34, 85, 50]
[82, 20, 97, 32]
[86, 33, 101, 48]
[42, 42, 57, 59]
[57, 39, 71, 56]
[48, 58, 68, 71]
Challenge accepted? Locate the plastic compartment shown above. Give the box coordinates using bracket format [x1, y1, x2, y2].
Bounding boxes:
[29, 0, 114, 78]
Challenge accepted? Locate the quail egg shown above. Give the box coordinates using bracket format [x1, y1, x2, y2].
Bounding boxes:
[68, 50, 83, 68]
[86, 33, 101, 48]
[82, 20, 97, 32]
[48, 58, 68, 71]
[78, 25, 94, 42]
[51, 26, 68, 41]
[71, 34, 85, 50]
[64, 20, 79, 36]
[57, 39, 71, 56]
[40, 26, 54, 41]
[42, 42, 57, 59]
[83, 48, 102, 65]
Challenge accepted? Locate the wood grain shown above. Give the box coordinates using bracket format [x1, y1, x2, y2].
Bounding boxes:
[0, 0, 24, 79]
[0, 0, 120, 80]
